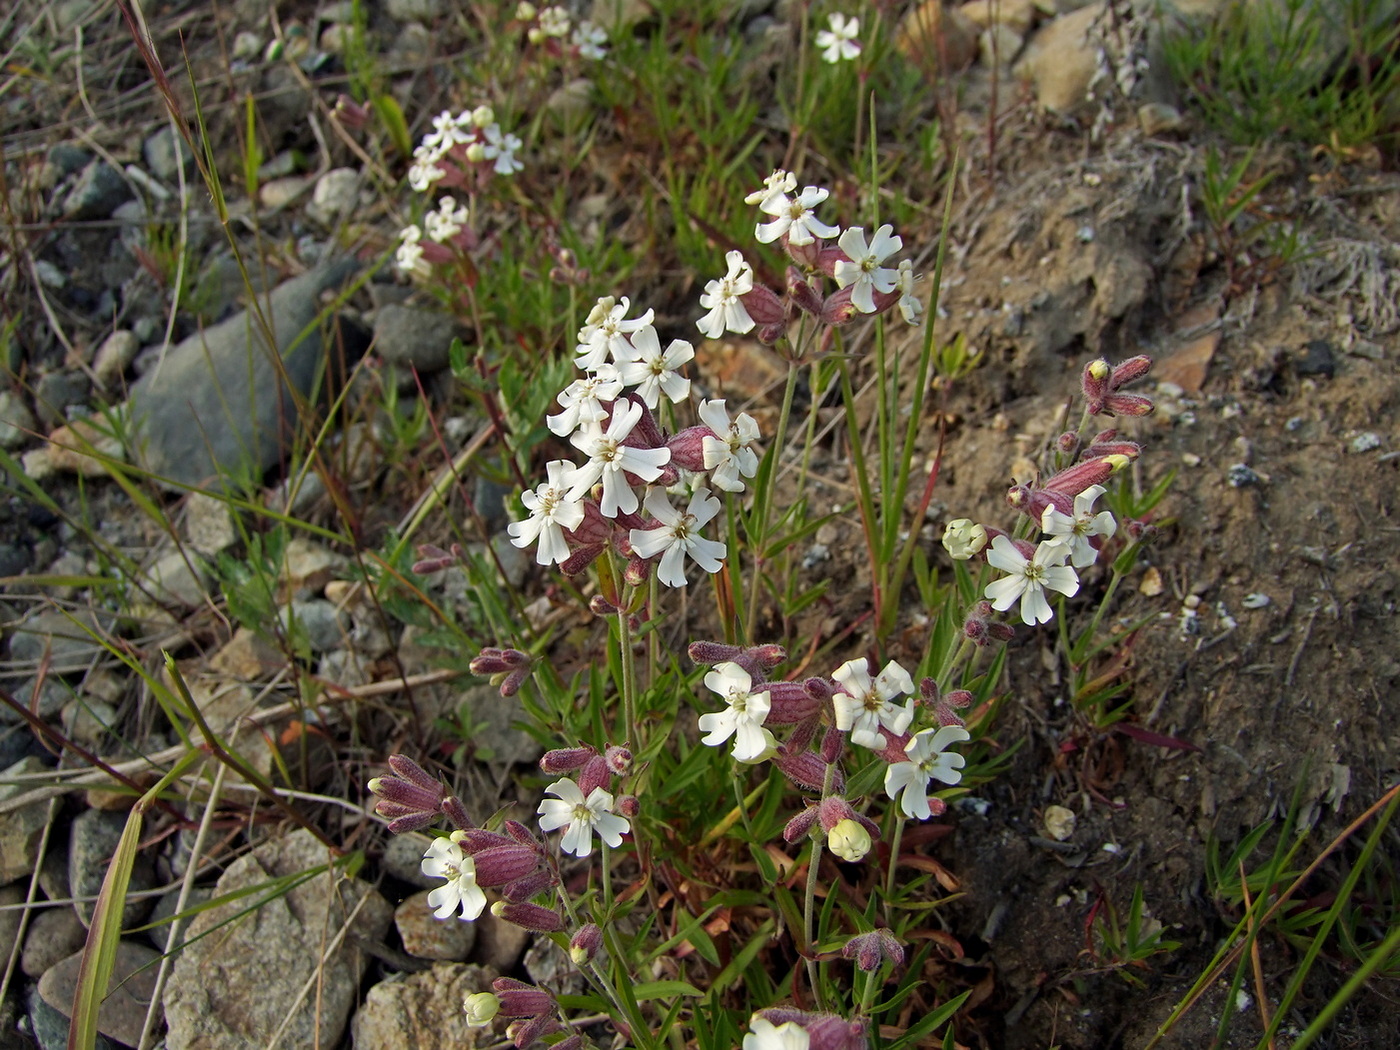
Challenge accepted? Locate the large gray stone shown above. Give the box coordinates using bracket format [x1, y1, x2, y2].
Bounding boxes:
[69, 808, 156, 928]
[372, 303, 464, 373]
[0, 756, 56, 885]
[124, 261, 366, 490]
[36, 939, 162, 1047]
[163, 828, 392, 1050]
[351, 964, 498, 1050]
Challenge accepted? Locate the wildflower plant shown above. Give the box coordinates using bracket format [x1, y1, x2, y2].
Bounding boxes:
[358, 10, 1170, 1049]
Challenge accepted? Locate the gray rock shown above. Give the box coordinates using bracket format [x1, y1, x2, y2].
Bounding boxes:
[456, 684, 542, 766]
[43, 143, 92, 185]
[491, 532, 527, 589]
[472, 906, 532, 972]
[279, 599, 347, 653]
[69, 808, 157, 927]
[9, 608, 117, 673]
[32, 371, 90, 428]
[1, 677, 68, 724]
[0, 389, 37, 449]
[92, 330, 139, 387]
[372, 303, 464, 373]
[380, 831, 438, 889]
[145, 886, 212, 952]
[142, 126, 194, 182]
[305, 167, 362, 227]
[21, 905, 88, 978]
[0, 884, 25, 974]
[37, 939, 162, 1047]
[113, 197, 151, 256]
[183, 491, 238, 554]
[124, 261, 365, 490]
[61, 161, 132, 221]
[26, 982, 118, 1050]
[163, 828, 392, 1050]
[352, 964, 499, 1050]
[0, 756, 54, 885]
[141, 550, 209, 608]
[386, 0, 444, 19]
[61, 697, 117, 749]
[395, 889, 477, 960]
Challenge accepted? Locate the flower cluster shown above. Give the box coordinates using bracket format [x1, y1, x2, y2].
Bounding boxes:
[506, 294, 764, 589]
[516, 2, 608, 60]
[689, 642, 970, 824]
[694, 169, 922, 348]
[536, 744, 635, 857]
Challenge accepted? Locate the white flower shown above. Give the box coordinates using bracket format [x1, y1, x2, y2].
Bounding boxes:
[538, 5, 571, 37]
[698, 399, 761, 493]
[883, 725, 971, 820]
[508, 460, 586, 566]
[756, 185, 840, 246]
[537, 778, 630, 857]
[566, 399, 671, 517]
[575, 296, 655, 371]
[1040, 484, 1117, 568]
[696, 250, 756, 339]
[827, 818, 872, 862]
[617, 325, 693, 407]
[744, 1017, 811, 1050]
[697, 662, 775, 762]
[421, 834, 488, 920]
[407, 148, 447, 193]
[463, 992, 501, 1027]
[941, 518, 988, 561]
[743, 169, 797, 209]
[831, 658, 916, 749]
[424, 196, 470, 242]
[895, 260, 922, 325]
[629, 486, 726, 588]
[572, 20, 607, 59]
[483, 125, 523, 175]
[984, 535, 1080, 626]
[815, 12, 862, 64]
[834, 225, 903, 314]
[395, 224, 430, 277]
[547, 365, 622, 437]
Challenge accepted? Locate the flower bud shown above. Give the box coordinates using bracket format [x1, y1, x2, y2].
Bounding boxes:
[666, 426, 711, 472]
[385, 811, 438, 834]
[589, 593, 619, 616]
[819, 286, 859, 326]
[774, 748, 841, 793]
[941, 518, 987, 560]
[502, 867, 558, 903]
[757, 321, 787, 345]
[786, 268, 824, 317]
[492, 901, 565, 933]
[465, 141, 487, 163]
[332, 94, 370, 129]
[471, 105, 495, 128]
[570, 923, 604, 964]
[1111, 354, 1153, 387]
[463, 992, 501, 1027]
[442, 795, 473, 831]
[1056, 431, 1080, 456]
[616, 794, 640, 818]
[605, 745, 632, 774]
[820, 725, 845, 765]
[765, 681, 821, 724]
[841, 928, 905, 972]
[578, 753, 611, 796]
[515, 2, 538, 20]
[1103, 392, 1156, 416]
[471, 845, 544, 887]
[541, 746, 597, 773]
[493, 977, 556, 1018]
[827, 818, 872, 862]
[508, 1016, 560, 1050]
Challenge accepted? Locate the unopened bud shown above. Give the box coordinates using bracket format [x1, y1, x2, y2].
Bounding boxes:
[493, 901, 565, 933]
[842, 929, 905, 972]
[463, 992, 502, 1027]
[827, 818, 872, 862]
[604, 745, 632, 774]
[589, 593, 619, 616]
[941, 518, 988, 560]
[1056, 431, 1079, 455]
[492, 977, 556, 1018]
[570, 923, 604, 964]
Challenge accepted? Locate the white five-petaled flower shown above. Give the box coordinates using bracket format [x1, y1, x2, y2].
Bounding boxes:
[698, 661, 775, 762]
[815, 12, 862, 64]
[420, 110, 464, 152]
[537, 778, 630, 857]
[483, 125, 523, 175]
[743, 1017, 811, 1050]
[698, 399, 761, 493]
[618, 325, 694, 407]
[696, 251, 757, 339]
[895, 259, 922, 325]
[547, 366, 622, 437]
[883, 725, 972, 820]
[508, 460, 586, 566]
[756, 185, 840, 246]
[407, 146, 447, 192]
[572, 20, 607, 59]
[575, 296, 655, 371]
[834, 224, 903, 314]
[421, 834, 488, 920]
[566, 399, 671, 517]
[743, 169, 797, 209]
[629, 486, 726, 588]
[424, 196, 469, 242]
[395, 224, 429, 277]
[984, 535, 1080, 625]
[831, 657, 916, 749]
[1040, 484, 1117, 567]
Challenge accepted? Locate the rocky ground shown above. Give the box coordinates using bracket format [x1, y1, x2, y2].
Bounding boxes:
[1, 0, 1398, 1048]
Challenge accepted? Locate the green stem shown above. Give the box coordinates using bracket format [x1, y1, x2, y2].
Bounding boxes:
[619, 583, 639, 751]
[601, 841, 614, 915]
[803, 833, 826, 1009]
[883, 811, 905, 911]
[745, 358, 802, 644]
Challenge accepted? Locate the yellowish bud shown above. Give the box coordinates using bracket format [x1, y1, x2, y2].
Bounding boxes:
[828, 818, 872, 863]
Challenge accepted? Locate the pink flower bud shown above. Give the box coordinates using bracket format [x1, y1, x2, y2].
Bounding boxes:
[507, 1016, 561, 1050]
[570, 923, 604, 964]
[499, 667, 529, 697]
[666, 426, 712, 472]
[842, 928, 905, 971]
[560, 542, 606, 576]
[784, 237, 822, 270]
[624, 553, 651, 587]
[786, 269, 825, 317]
[1042, 456, 1118, 500]
[412, 543, 460, 573]
[819, 286, 859, 326]
[503, 820, 541, 848]
[589, 593, 619, 615]
[1111, 354, 1153, 387]
[578, 754, 611, 796]
[820, 725, 845, 764]
[1056, 431, 1080, 455]
[1124, 520, 1159, 543]
[766, 681, 821, 724]
[919, 677, 940, 704]
[368, 774, 443, 814]
[493, 901, 565, 933]
[469, 647, 530, 675]
[492, 978, 556, 1018]
[783, 806, 820, 843]
[472, 844, 544, 887]
[455, 827, 511, 853]
[503, 867, 558, 903]
[605, 745, 632, 774]
[1103, 392, 1155, 417]
[757, 321, 787, 345]
[333, 94, 371, 129]
[442, 795, 472, 831]
[1082, 438, 1142, 460]
[774, 748, 840, 793]
[616, 794, 640, 818]
[386, 812, 438, 834]
[386, 755, 440, 793]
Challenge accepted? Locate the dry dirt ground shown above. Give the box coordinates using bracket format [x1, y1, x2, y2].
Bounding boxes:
[3, 2, 1399, 1048]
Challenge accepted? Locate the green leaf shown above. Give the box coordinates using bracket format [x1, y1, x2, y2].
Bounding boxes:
[373, 94, 412, 159]
[69, 809, 143, 1050]
[633, 980, 703, 1000]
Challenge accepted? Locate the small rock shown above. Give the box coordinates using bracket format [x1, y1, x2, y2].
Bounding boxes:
[145, 886, 212, 952]
[1137, 102, 1185, 136]
[1227, 463, 1261, 488]
[1043, 804, 1077, 841]
[284, 537, 345, 599]
[395, 890, 477, 960]
[279, 599, 347, 653]
[1015, 1, 1105, 114]
[2, 677, 68, 724]
[0, 389, 38, 449]
[896, 1, 980, 73]
[259, 174, 312, 210]
[545, 79, 596, 126]
[386, 0, 444, 19]
[473, 905, 532, 972]
[142, 126, 195, 182]
[70, 808, 157, 927]
[305, 167, 362, 227]
[0, 757, 56, 884]
[491, 533, 528, 589]
[42, 143, 92, 186]
[0, 884, 25, 975]
[184, 492, 238, 554]
[352, 964, 500, 1050]
[32, 417, 125, 478]
[381, 832, 438, 888]
[979, 24, 1024, 69]
[9, 607, 117, 670]
[257, 150, 306, 181]
[1294, 339, 1336, 378]
[37, 940, 162, 1047]
[163, 828, 392, 1050]
[33, 371, 91, 428]
[93, 330, 140, 387]
[27, 982, 120, 1050]
[1138, 565, 1164, 596]
[320, 23, 350, 51]
[232, 30, 263, 60]
[209, 628, 285, 679]
[61, 161, 133, 221]
[372, 303, 465, 373]
[21, 905, 88, 978]
[142, 550, 210, 608]
[33, 260, 66, 289]
[1349, 431, 1382, 454]
[61, 697, 117, 749]
[963, 0, 1037, 32]
[1242, 592, 1271, 610]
